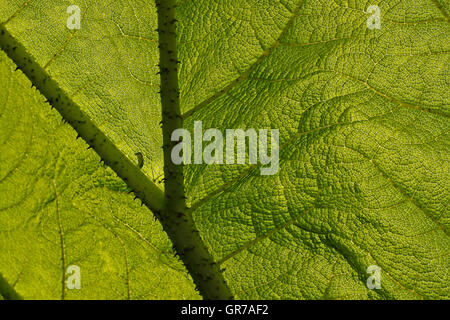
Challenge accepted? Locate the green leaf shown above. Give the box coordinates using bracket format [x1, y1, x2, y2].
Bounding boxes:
[0, 50, 199, 299]
[0, 0, 449, 299]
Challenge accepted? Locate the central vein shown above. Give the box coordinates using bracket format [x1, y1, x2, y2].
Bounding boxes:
[155, 0, 232, 300]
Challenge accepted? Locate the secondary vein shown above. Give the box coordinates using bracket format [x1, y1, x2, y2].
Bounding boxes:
[155, 0, 233, 300]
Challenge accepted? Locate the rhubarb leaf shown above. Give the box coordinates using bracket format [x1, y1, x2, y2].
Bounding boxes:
[0, 0, 449, 299]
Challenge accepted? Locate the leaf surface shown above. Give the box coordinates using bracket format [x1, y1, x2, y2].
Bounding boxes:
[0, 50, 199, 299]
[178, 0, 450, 299]
[0, 0, 449, 299]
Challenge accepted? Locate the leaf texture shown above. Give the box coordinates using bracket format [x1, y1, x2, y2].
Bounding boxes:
[0, 0, 449, 299]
